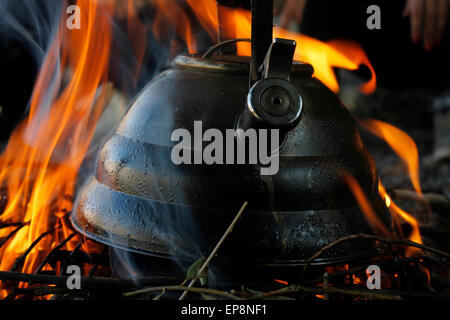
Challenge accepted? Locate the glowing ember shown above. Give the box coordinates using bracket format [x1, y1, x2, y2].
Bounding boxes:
[274, 279, 289, 285]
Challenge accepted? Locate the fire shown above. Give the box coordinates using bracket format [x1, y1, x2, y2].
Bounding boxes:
[359, 119, 423, 255]
[180, 0, 376, 93]
[185, 0, 219, 38]
[153, 0, 197, 53]
[378, 182, 422, 257]
[341, 171, 391, 237]
[0, 0, 113, 297]
[344, 119, 424, 257]
[359, 119, 422, 195]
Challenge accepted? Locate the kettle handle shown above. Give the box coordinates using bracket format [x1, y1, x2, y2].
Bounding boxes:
[261, 38, 297, 81]
[250, 0, 274, 86]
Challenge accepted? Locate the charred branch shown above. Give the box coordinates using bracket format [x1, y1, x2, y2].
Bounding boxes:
[34, 232, 77, 274]
[0, 271, 179, 289]
[9, 228, 55, 272]
[0, 224, 26, 249]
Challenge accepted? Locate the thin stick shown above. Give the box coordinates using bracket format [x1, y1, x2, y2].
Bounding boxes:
[10, 228, 55, 272]
[124, 285, 242, 300]
[0, 222, 25, 230]
[0, 271, 178, 288]
[34, 232, 77, 274]
[12, 286, 70, 297]
[391, 189, 428, 203]
[391, 189, 449, 206]
[18, 283, 450, 301]
[88, 246, 108, 277]
[248, 284, 450, 301]
[244, 284, 402, 301]
[303, 233, 450, 275]
[59, 240, 82, 276]
[0, 224, 25, 249]
[308, 257, 420, 285]
[178, 201, 248, 300]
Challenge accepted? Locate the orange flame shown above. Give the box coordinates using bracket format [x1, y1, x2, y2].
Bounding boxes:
[341, 158, 423, 257]
[0, 0, 113, 298]
[186, 0, 219, 39]
[359, 119, 424, 255]
[359, 119, 422, 195]
[178, 0, 376, 93]
[342, 119, 424, 257]
[152, 0, 197, 53]
[145, 0, 376, 92]
[340, 171, 391, 237]
[378, 182, 422, 257]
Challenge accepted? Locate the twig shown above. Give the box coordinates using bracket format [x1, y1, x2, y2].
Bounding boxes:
[34, 232, 77, 274]
[124, 285, 242, 300]
[391, 189, 449, 207]
[303, 233, 450, 275]
[0, 222, 25, 230]
[310, 265, 366, 284]
[10, 228, 55, 272]
[178, 201, 248, 300]
[244, 284, 402, 301]
[153, 288, 166, 300]
[59, 240, 82, 276]
[0, 271, 179, 288]
[308, 257, 424, 285]
[391, 189, 428, 203]
[11, 286, 70, 297]
[88, 246, 108, 277]
[0, 224, 26, 249]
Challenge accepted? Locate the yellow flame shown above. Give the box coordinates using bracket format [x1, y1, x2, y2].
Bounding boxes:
[0, 0, 113, 297]
[360, 119, 422, 195]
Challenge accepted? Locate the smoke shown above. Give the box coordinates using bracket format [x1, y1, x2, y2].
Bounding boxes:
[0, 0, 214, 283]
[0, 0, 64, 141]
[101, 92, 204, 282]
[0, 0, 62, 64]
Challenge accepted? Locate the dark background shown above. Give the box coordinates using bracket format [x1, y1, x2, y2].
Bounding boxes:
[301, 0, 450, 93]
